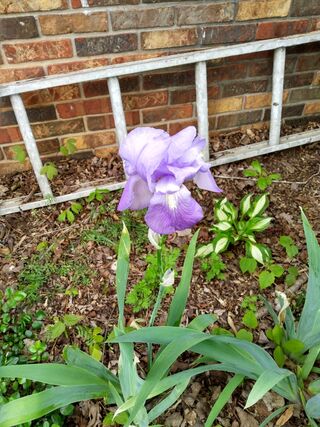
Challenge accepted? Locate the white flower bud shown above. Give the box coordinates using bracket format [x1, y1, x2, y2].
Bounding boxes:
[148, 228, 161, 249]
[161, 268, 175, 287]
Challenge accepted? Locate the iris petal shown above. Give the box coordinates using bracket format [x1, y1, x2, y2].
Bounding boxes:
[119, 127, 169, 176]
[168, 126, 197, 162]
[194, 171, 222, 192]
[118, 175, 152, 211]
[145, 185, 203, 234]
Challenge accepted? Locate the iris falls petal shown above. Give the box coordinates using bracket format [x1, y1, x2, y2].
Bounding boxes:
[118, 174, 153, 211]
[145, 185, 203, 234]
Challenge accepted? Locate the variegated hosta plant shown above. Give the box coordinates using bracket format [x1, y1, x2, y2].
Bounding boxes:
[197, 193, 272, 264]
[113, 211, 320, 426]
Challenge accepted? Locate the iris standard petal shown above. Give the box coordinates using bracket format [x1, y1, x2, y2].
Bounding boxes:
[167, 126, 197, 163]
[137, 132, 171, 190]
[194, 170, 222, 192]
[145, 185, 203, 234]
[118, 174, 153, 211]
[119, 127, 169, 176]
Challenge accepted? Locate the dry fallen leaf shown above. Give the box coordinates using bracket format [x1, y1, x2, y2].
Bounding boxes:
[276, 405, 294, 426]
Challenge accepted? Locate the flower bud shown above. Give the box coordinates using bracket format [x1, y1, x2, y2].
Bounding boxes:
[148, 228, 161, 249]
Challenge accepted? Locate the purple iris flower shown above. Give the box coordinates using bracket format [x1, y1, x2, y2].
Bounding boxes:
[118, 126, 222, 234]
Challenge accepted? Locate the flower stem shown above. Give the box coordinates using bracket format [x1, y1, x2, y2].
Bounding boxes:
[147, 241, 165, 369]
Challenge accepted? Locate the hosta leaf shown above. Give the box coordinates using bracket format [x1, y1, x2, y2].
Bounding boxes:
[250, 194, 269, 218]
[246, 217, 272, 232]
[240, 194, 252, 216]
[213, 235, 230, 254]
[213, 221, 233, 232]
[196, 243, 214, 258]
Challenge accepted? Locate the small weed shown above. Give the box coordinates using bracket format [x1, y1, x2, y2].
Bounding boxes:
[279, 235, 299, 259]
[11, 145, 27, 163]
[45, 314, 83, 341]
[60, 138, 77, 156]
[200, 252, 226, 281]
[40, 162, 58, 181]
[58, 202, 83, 224]
[243, 159, 281, 191]
[126, 245, 180, 312]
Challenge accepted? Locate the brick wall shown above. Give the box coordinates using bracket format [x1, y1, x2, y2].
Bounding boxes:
[0, 0, 320, 174]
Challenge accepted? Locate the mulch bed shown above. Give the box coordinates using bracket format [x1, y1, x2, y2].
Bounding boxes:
[0, 123, 320, 426]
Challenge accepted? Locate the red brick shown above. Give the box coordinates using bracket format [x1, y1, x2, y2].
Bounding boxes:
[3, 40, 73, 64]
[47, 59, 109, 75]
[169, 120, 197, 135]
[123, 91, 168, 110]
[247, 58, 296, 77]
[1, 0, 67, 13]
[71, 0, 139, 6]
[39, 13, 108, 35]
[177, 3, 234, 25]
[236, 0, 291, 20]
[200, 24, 256, 45]
[216, 110, 263, 129]
[83, 76, 140, 97]
[32, 119, 85, 139]
[57, 102, 86, 119]
[0, 17, 39, 40]
[87, 111, 140, 131]
[170, 86, 219, 105]
[111, 7, 174, 30]
[143, 104, 193, 124]
[296, 55, 320, 71]
[284, 73, 314, 89]
[75, 34, 137, 56]
[111, 52, 166, 64]
[0, 127, 22, 144]
[207, 63, 247, 82]
[143, 69, 194, 90]
[291, 0, 320, 17]
[289, 87, 320, 102]
[256, 20, 309, 40]
[84, 98, 112, 115]
[222, 79, 269, 97]
[0, 67, 44, 84]
[22, 85, 81, 106]
[63, 131, 116, 150]
[142, 29, 198, 50]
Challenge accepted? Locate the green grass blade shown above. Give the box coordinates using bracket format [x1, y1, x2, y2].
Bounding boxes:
[245, 370, 292, 408]
[205, 374, 244, 427]
[116, 223, 131, 329]
[0, 364, 106, 386]
[259, 405, 289, 427]
[148, 379, 190, 422]
[0, 385, 109, 427]
[63, 345, 119, 385]
[166, 230, 199, 326]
